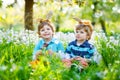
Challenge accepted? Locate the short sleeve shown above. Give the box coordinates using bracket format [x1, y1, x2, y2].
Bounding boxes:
[86, 44, 95, 58]
[57, 41, 65, 53]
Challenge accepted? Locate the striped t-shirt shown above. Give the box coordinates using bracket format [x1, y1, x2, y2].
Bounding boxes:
[65, 40, 95, 59]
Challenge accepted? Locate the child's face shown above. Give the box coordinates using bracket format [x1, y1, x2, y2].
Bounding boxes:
[39, 25, 53, 40]
[75, 28, 88, 42]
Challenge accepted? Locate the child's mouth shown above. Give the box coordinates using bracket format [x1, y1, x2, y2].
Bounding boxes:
[44, 34, 49, 36]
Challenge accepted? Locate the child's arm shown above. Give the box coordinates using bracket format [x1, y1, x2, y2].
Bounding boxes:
[32, 40, 42, 60]
[57, 41, 65, 53]
[34, 50, 42, 60]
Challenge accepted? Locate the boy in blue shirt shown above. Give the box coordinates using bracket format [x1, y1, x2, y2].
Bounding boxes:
[32, 19, 64, 60]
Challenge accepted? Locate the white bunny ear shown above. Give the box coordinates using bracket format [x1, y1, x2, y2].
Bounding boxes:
[73, 17, 82, 24]
[46, 11, 53, 20]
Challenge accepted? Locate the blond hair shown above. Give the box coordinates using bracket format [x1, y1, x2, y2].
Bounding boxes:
[73, 18, 93, 40]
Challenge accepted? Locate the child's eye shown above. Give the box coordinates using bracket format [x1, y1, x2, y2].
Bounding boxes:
[76, 31, 79, 33]
[41, 29, 45, 32]
[47, 28, 50, 30]
[80, 31, 84, 33]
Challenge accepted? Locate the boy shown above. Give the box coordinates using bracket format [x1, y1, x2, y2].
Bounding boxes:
[32, 19, 64, 60]
[63, 18, 96, 69]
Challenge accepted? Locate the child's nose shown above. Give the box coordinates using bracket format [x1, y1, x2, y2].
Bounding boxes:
[44, 30, 48, 32]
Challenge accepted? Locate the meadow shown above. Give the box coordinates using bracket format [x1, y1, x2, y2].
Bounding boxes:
[0, 0, 120, 80]
[0, 29, 120, 80]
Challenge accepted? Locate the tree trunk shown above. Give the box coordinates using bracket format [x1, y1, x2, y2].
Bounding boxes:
[100, 19, 107, 36]
[55, 7, 62, 32]
[24, 0, 34, 30]
[92, 1, 98, 26]
[56, 15, 60, 32]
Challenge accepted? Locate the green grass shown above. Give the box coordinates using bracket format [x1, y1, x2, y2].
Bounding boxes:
[0, 35, 120, 80]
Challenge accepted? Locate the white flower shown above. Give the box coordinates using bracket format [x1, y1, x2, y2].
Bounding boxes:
[10, 63, 17, 72]
[93, 52, 102, 64]
[0, 65, 7, 71]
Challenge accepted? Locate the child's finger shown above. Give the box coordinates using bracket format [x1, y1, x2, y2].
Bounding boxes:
[81, 60, 88, 66]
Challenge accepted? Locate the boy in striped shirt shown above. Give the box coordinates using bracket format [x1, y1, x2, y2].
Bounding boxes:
[63, 18, 96, 69]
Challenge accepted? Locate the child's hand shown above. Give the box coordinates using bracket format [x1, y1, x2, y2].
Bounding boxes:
[35, 50, 42, 60]
[62, 59, 71, 63]
[72, 57, 88, 67]
[72, 56, 82, 61]
[47, 49, 53, 55]
[80, 58, 88, 67]
[62, 59, 72, 68]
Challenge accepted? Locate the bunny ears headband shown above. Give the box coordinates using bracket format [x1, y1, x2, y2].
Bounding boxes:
[73, 17, 92, 26]
[37, 11, 53, 23]
[73, 17, 93, 39]
[73, 17, 93, 32]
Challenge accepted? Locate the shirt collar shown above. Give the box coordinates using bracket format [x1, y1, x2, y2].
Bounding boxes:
[73, 39, 89, 47]
[41, 38, 55, 44]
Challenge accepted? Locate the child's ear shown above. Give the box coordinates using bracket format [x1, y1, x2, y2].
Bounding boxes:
[52, 32, 55, 36]
[87, 35, 90, 40]
[37, 32, 42, 38]
[39, 35, 42, 38]
[37, 32, 39, 35]
[37, 32, 41, 36]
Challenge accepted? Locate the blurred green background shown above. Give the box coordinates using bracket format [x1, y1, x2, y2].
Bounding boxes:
[0, 0, 120, 36]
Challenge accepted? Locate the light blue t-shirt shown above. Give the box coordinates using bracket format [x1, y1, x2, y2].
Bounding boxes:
[32, 38, 64, 60]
